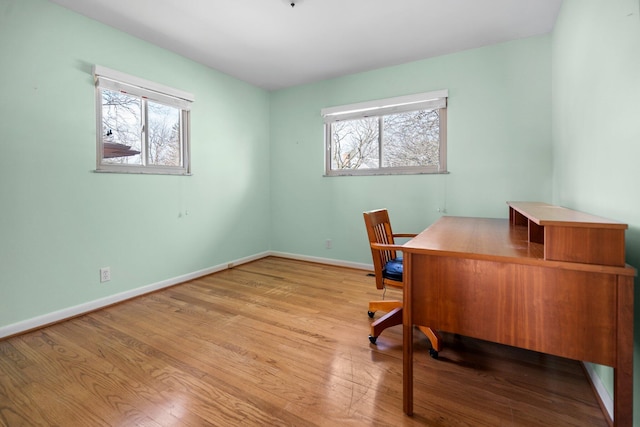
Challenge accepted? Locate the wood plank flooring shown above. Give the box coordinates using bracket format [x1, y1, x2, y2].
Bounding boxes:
[0, 257, 608, 426]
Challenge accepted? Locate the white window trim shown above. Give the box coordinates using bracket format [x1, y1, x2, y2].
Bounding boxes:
[321, 89, 447, 122]
[322, 90, 448, 177]
[93, 66, 194, 109]
[93, 65, 194, 176]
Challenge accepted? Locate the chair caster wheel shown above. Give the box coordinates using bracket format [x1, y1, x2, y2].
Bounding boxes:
[429, 349, 439, 359]
[367, 311, 375, 318]
[369, 335, 378, 344]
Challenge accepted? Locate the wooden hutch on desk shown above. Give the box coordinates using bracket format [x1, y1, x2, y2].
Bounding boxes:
[402, 202, 635, 426]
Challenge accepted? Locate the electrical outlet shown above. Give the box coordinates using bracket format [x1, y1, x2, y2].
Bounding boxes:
[100, 267, 111, 283]
[326, 239, 332, 249]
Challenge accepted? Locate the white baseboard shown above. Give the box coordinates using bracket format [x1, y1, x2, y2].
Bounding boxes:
[583, 362, 614, 422]
[0, 251, 270, 339]
[270, 251, 372, 271]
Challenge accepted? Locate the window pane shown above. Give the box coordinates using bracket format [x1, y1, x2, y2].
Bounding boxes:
[101, 89, 142, 165]
[330, 117, 379, 170]
[147, 101, 181, 167]
[382, 109, 440, 168]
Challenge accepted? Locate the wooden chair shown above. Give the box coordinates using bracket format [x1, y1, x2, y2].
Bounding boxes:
[363, 209, 442, 357]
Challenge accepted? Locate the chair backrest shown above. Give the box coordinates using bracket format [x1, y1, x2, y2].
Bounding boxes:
[363, 209, 401, 290]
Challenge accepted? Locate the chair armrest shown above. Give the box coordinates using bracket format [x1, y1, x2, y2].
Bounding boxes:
[371, 242, 406, 251]
[393, 233, 417, 238]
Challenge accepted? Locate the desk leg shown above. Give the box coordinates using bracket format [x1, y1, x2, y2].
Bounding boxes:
[614, 275, 634, 427]
[403, 254, 414, 416]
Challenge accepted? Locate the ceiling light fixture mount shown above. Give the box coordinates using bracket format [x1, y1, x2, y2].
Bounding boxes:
[282, 0, 304, 9]
[283, 0, 303, 8]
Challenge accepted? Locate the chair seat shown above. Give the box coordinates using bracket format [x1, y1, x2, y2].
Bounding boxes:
[382, 258, 403, 281]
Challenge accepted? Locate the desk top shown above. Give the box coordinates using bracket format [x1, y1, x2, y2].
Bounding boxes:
[404, 216, 540, 259]
[403, 216, 635, 275]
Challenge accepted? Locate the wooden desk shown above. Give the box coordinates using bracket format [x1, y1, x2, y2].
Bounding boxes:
[402, 202, 635, 426]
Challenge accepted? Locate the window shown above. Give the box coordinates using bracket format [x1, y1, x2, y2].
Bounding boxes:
[93, 66, 194, 175]
[322, 90, 448, 176]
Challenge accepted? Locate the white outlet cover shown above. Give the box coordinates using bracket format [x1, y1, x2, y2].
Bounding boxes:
[100, 267, 111, 282]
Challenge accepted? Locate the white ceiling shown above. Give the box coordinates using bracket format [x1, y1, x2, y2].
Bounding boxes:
[49, 0, 563, 91]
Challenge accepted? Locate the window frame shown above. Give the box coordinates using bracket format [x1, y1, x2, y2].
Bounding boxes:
[322, 90, 448, 177]
[93, 65, 194, 176]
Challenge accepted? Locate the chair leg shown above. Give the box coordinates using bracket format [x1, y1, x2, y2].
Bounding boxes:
[367, 302, 443, 356]
[418, 325, 443, 358]
[368, 300, 402, 314]
[369, 307, 403, 343]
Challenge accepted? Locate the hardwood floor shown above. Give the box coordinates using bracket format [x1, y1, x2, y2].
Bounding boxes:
[0, 257, 608, 426]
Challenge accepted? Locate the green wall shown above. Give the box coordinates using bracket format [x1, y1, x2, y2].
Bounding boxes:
[269, 36, 553, 264]
[0, 0, 271, 327]
[552, 0, 640, 424]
